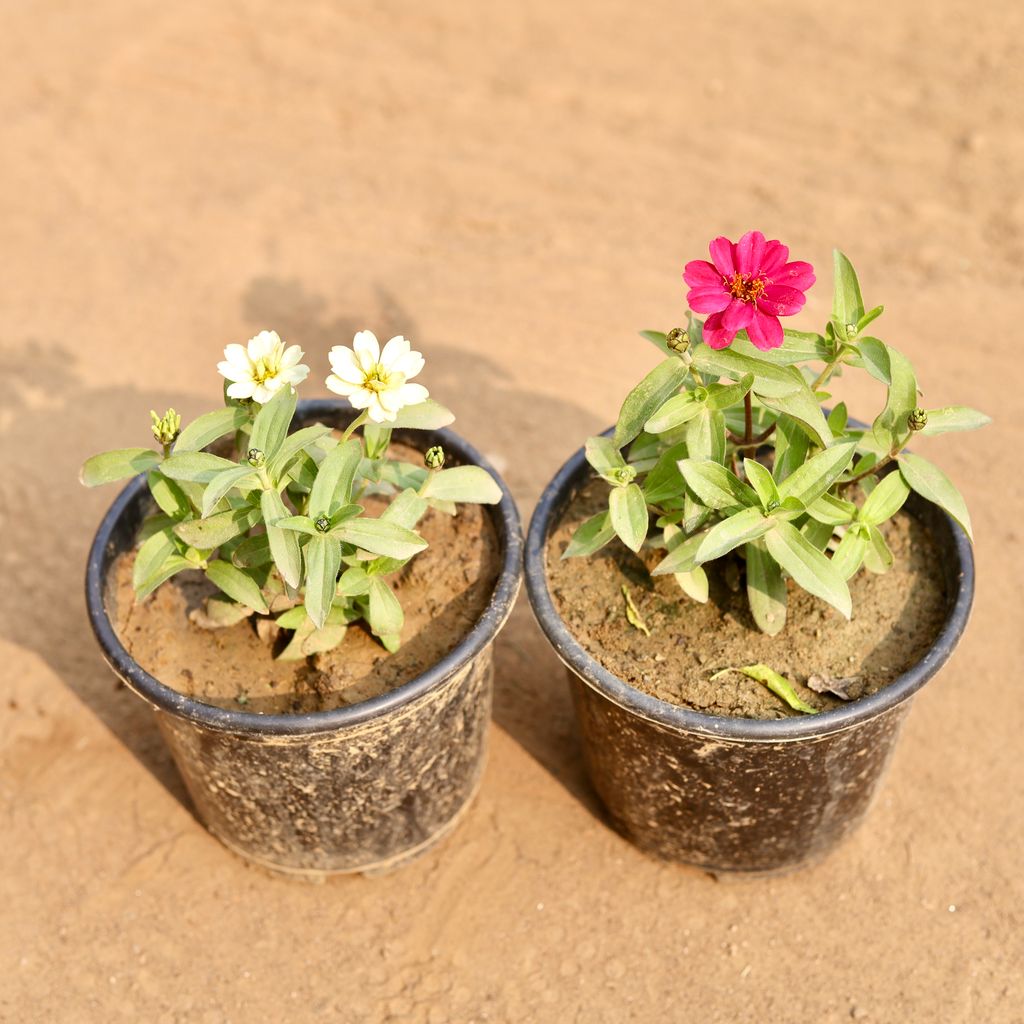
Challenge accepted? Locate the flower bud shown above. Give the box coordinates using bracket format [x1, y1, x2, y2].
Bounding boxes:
[150, 408, 181, 447]
[424, 446, 445, 470]
[247, 447, 265, 467]
[314, 514, 331, 533]
[611, 466, 637, 486]
[907, 408, 928, 432]
[666, 328, 690, 355]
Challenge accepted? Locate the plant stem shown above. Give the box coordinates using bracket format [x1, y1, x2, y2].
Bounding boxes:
[810, 346, 849, 392]
[743, 392, 753, 447]
[341, 410, 369, 443]
[728, 422, 777, 450]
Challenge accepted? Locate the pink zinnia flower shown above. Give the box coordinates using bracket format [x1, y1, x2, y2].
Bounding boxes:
[683, 231, 815, 351]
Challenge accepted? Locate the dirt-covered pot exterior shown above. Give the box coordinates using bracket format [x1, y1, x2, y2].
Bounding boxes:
[86, 401, 523, 877]
[525, 426, 974, 874]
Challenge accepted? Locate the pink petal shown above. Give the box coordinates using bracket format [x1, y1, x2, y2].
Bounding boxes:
[708, 236, 735, 276]
[687, 286, 731, 314]
[702, 312, 735, 350]
[758, 285, 807, 317]
[746, 309, 784, 350]
[683, 260, 723, 288]
[773, 260, 815, 291]
[735, 231, 766, 275]
[721, 297, 754, 332]
[759, 240, 789, 275]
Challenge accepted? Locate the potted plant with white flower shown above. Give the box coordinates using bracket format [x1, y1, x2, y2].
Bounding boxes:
[525, 233, 985, 873]
[83, 329, 522, 876]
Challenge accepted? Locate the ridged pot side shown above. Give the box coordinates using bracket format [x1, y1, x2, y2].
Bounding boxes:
[87, 402, 523, 876]
[525, 427, 974, 873]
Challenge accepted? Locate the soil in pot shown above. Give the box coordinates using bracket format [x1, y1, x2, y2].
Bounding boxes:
[546, 479, 948, 720]
[110, 444, 501, 714]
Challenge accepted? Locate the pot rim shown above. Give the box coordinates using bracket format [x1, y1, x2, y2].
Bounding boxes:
[525, 424, 975, 743]
[86, 398, 523, 736]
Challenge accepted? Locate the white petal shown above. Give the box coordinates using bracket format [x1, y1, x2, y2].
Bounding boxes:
[280, 345, 305, 369]
[396, 382, 429, 407]
[247, 330, 280, 361]
[218, 359, 249, 383]
[392, 349, 425, 380]
[227, 380, 256, 399]
[379, 335, 410, 370]
[352, 330, 380, 371]
[325, 374, 358, 396]
[376, 387, 404, 414]
[282, 364, 309, 386]
[366, 394, 396, 423]
[346, 388, 373, 410]
[328, 346, 365, 385]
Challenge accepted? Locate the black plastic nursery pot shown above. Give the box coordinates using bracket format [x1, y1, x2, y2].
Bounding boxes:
[86, 400, 523, 877]
[525, 426, 975, 875]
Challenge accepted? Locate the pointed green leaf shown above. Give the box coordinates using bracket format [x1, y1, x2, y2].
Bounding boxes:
[249, 386, 297, 460]
[685, 407, 726, 464]
[745, 540, 787, 636]
[743, 459, 779, 511]
[585, 436, 627, 478]
[202, 465, 259, 519]
[205, 560, 269, 614]
[715, 664, 818, 714]
[675, 566, 709, 603]
[832, 249, 865, 327]
[421, 465, 502, 504]
[899, 453, 973, 540]
[337, 566, 371, 597]
[765, 521, 851, 619]
[267, 424, 333, 482]
[678, 460, 757, 511]
[852, 336, 890, 384]
[308, 438, 361, 516]
[174, 504, 261, 549]
[383, 399, 455, 429]
[859, 471, 910, 525]
[367, 577, 404, 637]
[261, 489, 303, 588]
[563, 511, 616, 559]
[772, 415, 810, 483]
[759, 387, 833, 448]
[862, 524, 894, 574]
[232, 533, 272, 568]
[608, 483, 648, 552]
[160, 451, 238, 484]
[305, 535, 342, 628]
[831, 526, 868, 580]
[777, 440, 857, 508]
[147, 471, 192, 519]
[919, 406, 991, 437]
[133, 528, 179, 592]
[692, 506, 772, 565]
[872, 344, 918, 450]
[275, 515, 319, 536]
[334, 518, 429, 559]
[174, 407, 249, 453]
[81, 448, 160, 487]
[135, 554, 193, 600]
[642, 443, 688, 505]
[614, 357, 691, 447]
[644, 392, 702, 434]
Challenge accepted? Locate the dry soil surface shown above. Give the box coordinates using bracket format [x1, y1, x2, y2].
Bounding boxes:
[1, 2, 1022, 1022]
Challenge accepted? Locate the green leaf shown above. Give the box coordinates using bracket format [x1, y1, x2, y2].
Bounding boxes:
[267, 424, 333, 482]
[174, 504, 261, 549]
[678, 460, 757, 511]
[133, 528, 179, 592]
[801, 517, 835, 552]
[174, 407, 249, 453]
[147, 471, 192, 519]
[832, 249, 865, 328]
[202, 465, 259, 518]
[745, 540, 787, 636]
[852, 336, 890, 384]
[898, 453, 973, 540]
[249, 387, 297, 460]
[859, 471, 910, 525]
[764, 521, 851, 619]
[642, 443, 688, 504]
[275, 515, 319, 536]
[81, 448, 160, 487]
[205, 560, 269, 614]
[857, 305, 884, 334]
[308, 438, 361, 516]
[644, 392, 702, 434]
[806, 491, 857, 526]
[693, 346, 805, 400]
[381, 489, 429, 530]
[714, 664, 818, 715]
[776, 440, 857, 508]
[743, 459, 779, 511]
[261, 489, 303, 588]
[772, 415, 810, 483]
[608, 483, 648, 552]
[337, 566, 371, 597]
[585, 436, 627, 478]
[232, 533, 272, 568]
[685, 407, 726, 464]
[733, 331, 832, 365]
[305, 535, 343, 628]
[675, 567, 709, 603]
[652, 530, 703, 575]
[872, 345, 918, 450]
[704, 374, 755, 411]
[562, 511, 616, 558]
[693, 506, 772, 565]
[614, 357, 691, 447]
[862, 524, 894, 574]
[919, 406, 991, 437]
[275, 605, 308, 630]
[367, 577, 404, 637]
[135, 554, 193, 600]
[386, 399, 456, 429]
[421, 465, 502, 504]
[639, 330, 673, 357]
[160, 451, 238, 484]
[831, 526, 868, 580]
[333, 518, 429, 559]
[759, 387, 833, 448]
[827, 402, 848, 434]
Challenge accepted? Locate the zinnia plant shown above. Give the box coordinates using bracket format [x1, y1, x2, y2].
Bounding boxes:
[81, 331, 501, 657]
[565, 234, 989, 636]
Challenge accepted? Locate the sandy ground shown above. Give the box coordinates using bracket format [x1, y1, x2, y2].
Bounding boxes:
[1, 1, 1022, 1021]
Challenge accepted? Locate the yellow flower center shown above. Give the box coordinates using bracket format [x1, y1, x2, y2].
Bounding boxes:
[363, 365, 401, 393]
[727, 273, 767, 303]
[252, 355, 279, 385]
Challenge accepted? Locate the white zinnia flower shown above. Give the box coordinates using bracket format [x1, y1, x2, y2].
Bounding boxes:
[217, 330, 310, 404]
[326, 331, 429, 423]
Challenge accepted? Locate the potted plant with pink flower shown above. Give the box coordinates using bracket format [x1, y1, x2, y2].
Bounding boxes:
[82, 329, 522, 876]
[525, 232, 986, 873]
